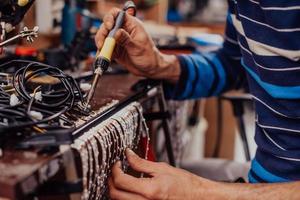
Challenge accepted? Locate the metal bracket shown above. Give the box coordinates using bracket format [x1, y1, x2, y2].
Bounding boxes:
[0, 26, 39, 47]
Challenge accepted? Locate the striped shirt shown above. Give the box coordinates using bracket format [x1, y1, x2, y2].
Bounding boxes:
[164, 0, 300, 183]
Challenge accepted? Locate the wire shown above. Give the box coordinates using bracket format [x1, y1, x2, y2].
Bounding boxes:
[13, 62, 83, 109]
[0, 60, 86, 138]
[212, 98, 223, 158]
[27, 85, 41, 117]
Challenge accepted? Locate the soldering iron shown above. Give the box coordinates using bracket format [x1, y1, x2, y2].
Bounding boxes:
[85, 1, 136, 109]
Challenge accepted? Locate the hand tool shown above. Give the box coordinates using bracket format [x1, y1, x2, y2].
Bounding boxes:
[85, 1, 136, 110]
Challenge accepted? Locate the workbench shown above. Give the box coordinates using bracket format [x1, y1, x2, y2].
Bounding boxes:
[0, 73, 164, 200]
[0, 21, 231, 199]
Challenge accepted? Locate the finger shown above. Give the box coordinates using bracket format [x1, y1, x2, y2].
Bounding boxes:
[110, 48, 142, 76]
[95, 8, 121, 48]
[126, 148, 159, 175]
[104, 6, 135, 21]
[115, 29, 132, 47]
[107, 7, 136, 29]
[126, 8, 136, 17]
[103, 9, 119, 30]
[109, 178, 149, 200]
[122, 12, 140, 33]
[112, 161, 155, 195]
[95, 24, 109, 48]
[107, 7, 122, 19]
[103, 14, 114, 30]
[103, 8, 122, 30]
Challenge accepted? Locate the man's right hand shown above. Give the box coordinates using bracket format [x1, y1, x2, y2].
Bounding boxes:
[95, 8, 181, 83]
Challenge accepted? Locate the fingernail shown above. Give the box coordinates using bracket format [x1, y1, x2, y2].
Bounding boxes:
[107, 22, 113, 28]
[116, 161, 122, 168]
[126, 148, 135, 156]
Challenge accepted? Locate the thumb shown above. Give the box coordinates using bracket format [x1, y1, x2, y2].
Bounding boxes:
[126, 149, 158, 175]
[115, 28, 132, 47]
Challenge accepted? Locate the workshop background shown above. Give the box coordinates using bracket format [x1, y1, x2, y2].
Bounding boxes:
[0, 0, 256, 199]
[24, 0, 255, 162]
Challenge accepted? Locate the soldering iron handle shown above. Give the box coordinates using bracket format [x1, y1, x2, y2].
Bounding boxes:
[95, 10, 126, 65]
[87, 1, 136, 107]
[108, 0, 135, 38]
[95, 1, 135, 67]
[108, 10, 126, 38]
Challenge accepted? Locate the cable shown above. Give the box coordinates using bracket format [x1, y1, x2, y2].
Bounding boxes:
[212, 98, 223, 158]
[0, 60, 86, 137]
[27, 85, 41, 117]
[13, 62, 83, 109]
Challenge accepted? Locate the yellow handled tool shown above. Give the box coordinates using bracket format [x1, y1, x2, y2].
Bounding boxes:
[85, 1, 136, 109]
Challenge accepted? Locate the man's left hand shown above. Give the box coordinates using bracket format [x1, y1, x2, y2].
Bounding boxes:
[109, 149, 218, 200]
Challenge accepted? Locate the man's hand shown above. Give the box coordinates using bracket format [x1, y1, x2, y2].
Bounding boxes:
[108, 149, 218, 200]
[95, 8, 180, 83]
[109, 150, 300, 200]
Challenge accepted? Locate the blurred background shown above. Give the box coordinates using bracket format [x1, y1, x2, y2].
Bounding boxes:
[5, 0, 255, 181]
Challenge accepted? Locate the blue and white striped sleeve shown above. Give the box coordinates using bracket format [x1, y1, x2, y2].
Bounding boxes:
[164, 12, 246, 100]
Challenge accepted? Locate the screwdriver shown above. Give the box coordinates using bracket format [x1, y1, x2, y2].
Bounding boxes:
[85, 1, 136, 109]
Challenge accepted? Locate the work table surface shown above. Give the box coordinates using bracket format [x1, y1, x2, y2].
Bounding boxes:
[0, 73, 142, 200]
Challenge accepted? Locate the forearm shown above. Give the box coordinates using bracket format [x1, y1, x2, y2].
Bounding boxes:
[195, 180, 300, 200]
[152, 49, 181, 83]
[225, 182, 300, 200]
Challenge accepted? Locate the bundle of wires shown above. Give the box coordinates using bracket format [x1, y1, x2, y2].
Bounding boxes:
[0, 87, 9, 106]
[0, 60, 88, 138]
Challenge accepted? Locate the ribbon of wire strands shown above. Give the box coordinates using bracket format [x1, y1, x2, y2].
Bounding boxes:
[72, 101, 150, 200]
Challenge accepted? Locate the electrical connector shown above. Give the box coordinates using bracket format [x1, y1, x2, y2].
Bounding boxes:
[10, 94, 21, 106]
[28, 110, 43, 120]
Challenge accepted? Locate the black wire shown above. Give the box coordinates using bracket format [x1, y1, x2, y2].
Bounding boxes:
[13, 62, 83, 109]
[212, 98, 223, 158]
[1, 106, 69, 131]
[0, 60, 85, 136]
